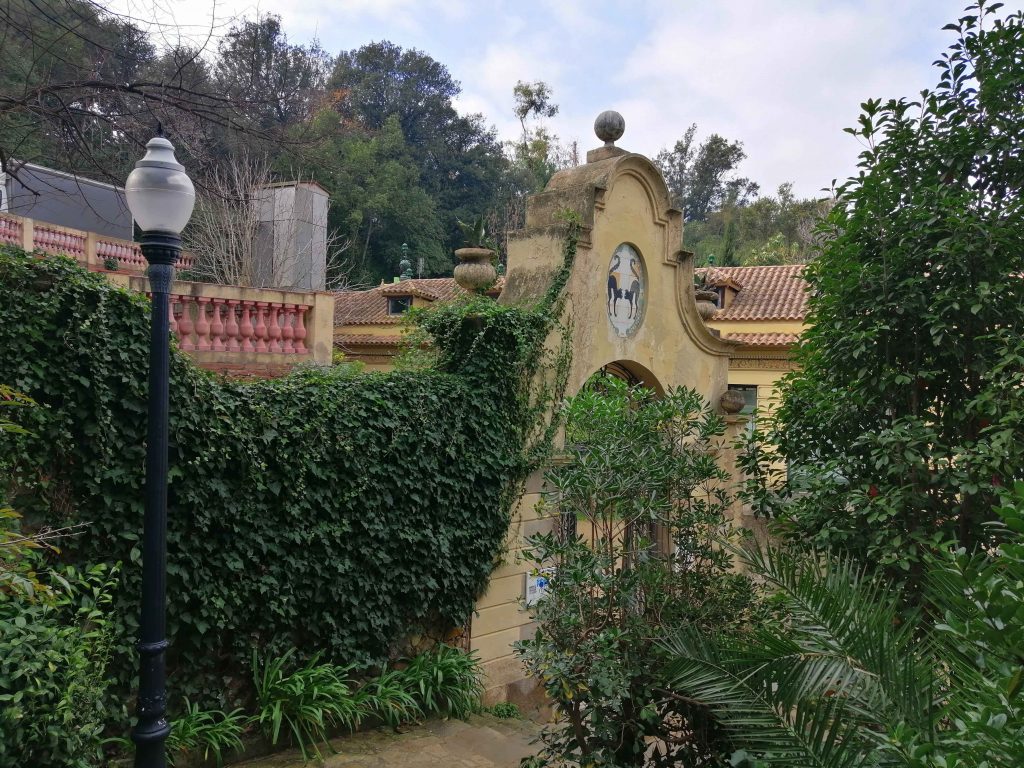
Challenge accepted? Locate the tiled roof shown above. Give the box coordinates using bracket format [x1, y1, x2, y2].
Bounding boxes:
[701, 268, 743, 290]
[333, 278, 465, 326]
[723, 332, 800, 348]
[334, 333, 406, 347]
[698, 264, 808, 321]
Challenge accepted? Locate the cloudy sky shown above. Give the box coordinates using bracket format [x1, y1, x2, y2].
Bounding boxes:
[113, 0, 1022, 199]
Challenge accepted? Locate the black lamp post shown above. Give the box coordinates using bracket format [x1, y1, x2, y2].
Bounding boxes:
[125, 132, 195, 768]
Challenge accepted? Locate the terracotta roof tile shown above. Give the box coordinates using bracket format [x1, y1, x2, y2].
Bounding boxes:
[701, 268, 743, 290]
[334, 333, 406, 347]
[698, 264, 808, 321]
[334, 277, 502, 326]
[722, 332, 800, 348]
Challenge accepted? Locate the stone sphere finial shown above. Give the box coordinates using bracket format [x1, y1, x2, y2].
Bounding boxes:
[594, 110, 625, 146]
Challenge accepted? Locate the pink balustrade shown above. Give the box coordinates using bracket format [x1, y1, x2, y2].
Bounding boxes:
[96, 237, 146, 271]
[168, 296, 310, 355]
[0, 216, 21, 246]
[33, 225, 87, 260]
[2, 212, 195, 273]
[9, 212, 323, 369]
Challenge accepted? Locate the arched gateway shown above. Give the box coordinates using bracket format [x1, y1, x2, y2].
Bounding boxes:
[474, 114, 745, 705]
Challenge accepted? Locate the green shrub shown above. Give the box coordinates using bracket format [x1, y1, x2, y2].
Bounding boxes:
[166, 699, 246, 767]
[489, 701, 520, 719]
[356, 667, 423, 728]
[398, 644, 484, 719]
[0, 564, 119, 768]
[516, 379, 756, 766]
[252, 649, 362, 760]
[0, 244, 571, 704]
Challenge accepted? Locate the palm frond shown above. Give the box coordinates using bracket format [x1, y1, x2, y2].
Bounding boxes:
[661, 544, 941, 767]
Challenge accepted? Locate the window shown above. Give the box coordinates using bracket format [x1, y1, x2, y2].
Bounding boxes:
[729, 385, 758, 434]
[387, 296, 411, 315]
[728, 384, 757, 415]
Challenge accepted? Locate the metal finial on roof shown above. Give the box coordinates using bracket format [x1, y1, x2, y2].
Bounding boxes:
[594, 110, 625, 147]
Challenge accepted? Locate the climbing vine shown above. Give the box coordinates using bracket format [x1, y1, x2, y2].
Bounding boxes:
[0, 222, 579, 709]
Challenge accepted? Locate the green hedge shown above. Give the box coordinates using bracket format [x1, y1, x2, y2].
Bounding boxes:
[0, 242, 567, 704]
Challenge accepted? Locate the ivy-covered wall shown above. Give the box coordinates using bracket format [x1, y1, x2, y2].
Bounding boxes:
[0, 239, 572, 703]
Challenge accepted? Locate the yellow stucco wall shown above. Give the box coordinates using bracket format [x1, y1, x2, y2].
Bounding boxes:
[476, 149, 738, 704]
[706, 317, 804, 409]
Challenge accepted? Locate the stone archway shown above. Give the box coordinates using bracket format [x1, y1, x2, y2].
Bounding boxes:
[586, 359, 665, 396]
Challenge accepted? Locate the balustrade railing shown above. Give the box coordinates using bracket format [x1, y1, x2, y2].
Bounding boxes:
[0, 211, 194, 272]
[166, 296, 309, 355]
[95, 236, 145, 270]
[0, 215, 21, 246]
[1, 211, 333, 370]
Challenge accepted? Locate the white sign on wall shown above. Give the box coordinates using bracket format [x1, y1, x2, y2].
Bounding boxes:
[525, 569, 553, 607]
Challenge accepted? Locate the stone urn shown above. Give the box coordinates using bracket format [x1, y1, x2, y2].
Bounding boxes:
[454, 247, 497, 293]
[694, 288, 719, 321]
[720, 389, 746, 415]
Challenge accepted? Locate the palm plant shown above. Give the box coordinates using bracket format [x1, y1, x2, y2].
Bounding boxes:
[663, 546, 933, 767]
[661, 496, 1024, 768]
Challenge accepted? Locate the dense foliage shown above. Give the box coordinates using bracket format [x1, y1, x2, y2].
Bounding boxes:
[0, 237, 572, 714]
[0, 564, 120, 768]
[663, 485, 1024, 767]
[250, 644, 485, 761]
[517, 379, 756, 767]
[747, 2, 1024, 582]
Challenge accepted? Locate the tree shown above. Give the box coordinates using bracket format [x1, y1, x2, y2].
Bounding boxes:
[215, 15, 332, 131]
[517, 378, 755, 767]
[751, 3, 1024, 582]
[329, 41, 508, 266]
[0, 0, 278, 185]
[306, 112, 448, 280]
[513, 79, 558, 134]
[656, 124, 759, 222]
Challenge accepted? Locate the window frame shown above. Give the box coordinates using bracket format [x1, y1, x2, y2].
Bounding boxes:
[387, 296, 412, 315]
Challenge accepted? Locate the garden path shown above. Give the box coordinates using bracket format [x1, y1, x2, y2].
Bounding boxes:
[235, 713, 540, 768]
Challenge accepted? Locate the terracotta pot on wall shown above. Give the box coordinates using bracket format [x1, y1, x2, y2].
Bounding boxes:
[695, 288, 719, 321]
[454, 247, 497, 293]
[720, 388, 746, 415]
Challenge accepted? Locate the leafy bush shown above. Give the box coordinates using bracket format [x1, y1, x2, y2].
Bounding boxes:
[0, 564, 119, 768]
[0, 244, 571, 704]
[489, 701, 521, 719]
[251, 645, 484, 758]
[398, 644, 484, 719]
[756, 2, 1024, 585]
[516, 379, 757, 767]
[166, 700, 246, 767]
[663, 485, 1024, 766]
[252, 649, 362, 760]
[356, 667, 422, 728]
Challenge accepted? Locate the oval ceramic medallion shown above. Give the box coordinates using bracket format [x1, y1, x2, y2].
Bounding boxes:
[606, 243, 645, 338]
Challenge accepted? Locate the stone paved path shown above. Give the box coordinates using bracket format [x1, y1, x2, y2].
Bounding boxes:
[235, 713, 540, 768]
